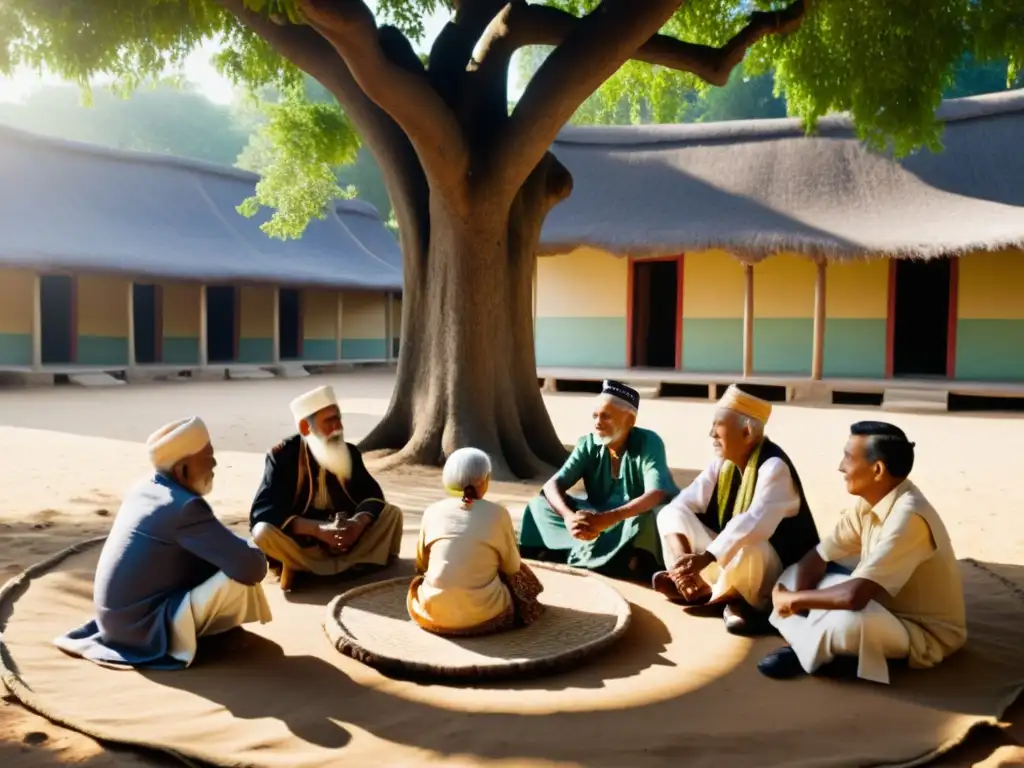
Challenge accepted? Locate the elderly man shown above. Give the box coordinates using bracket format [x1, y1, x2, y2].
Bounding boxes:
[55, 417, 271, 669]
[654, 385, 820, 635]
[759, 421, 966, 684]
[250, 385, 403, 590]
[518, 380, 677, 580]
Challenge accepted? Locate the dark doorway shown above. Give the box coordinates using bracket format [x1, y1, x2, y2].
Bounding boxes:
[206, 285, 237, 363]
[40, 274, 75, 365]
[631, 259, 679, 368]
[279, 288, 302, 360]
[892, 258, 951, 377]
[133, 283, 161, 365]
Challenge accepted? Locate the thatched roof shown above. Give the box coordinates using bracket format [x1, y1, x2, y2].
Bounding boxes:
[0, 126, 402, 290]
[540, 89, 1024, 260]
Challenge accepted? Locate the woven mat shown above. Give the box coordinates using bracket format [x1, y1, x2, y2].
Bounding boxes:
[2, 537, 1023, 768]
[324, 564, 630, 680]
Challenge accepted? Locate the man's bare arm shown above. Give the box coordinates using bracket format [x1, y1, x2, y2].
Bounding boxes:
[601, 490, 669, 525]
[542, 477, 577, 520]
[787, 578, 882, 613]
[791, 547, 830, 592]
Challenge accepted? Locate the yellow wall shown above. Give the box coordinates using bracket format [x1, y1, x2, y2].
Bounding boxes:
[825, 258, 889, 318]
[162, 283, 201, 336]
[0, 268, 34, 333]
[958, 249, 1024, 319]
[342, 291, 386, 339]
[753, 252, 815, 317]
[535, 247, 627, 317]
[682, 249, 745, 318]
[77, 275, 129, 336]
[239, 285, 274, 337]
[302, 289, 338, 339]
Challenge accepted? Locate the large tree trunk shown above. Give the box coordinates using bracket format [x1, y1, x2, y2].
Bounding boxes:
[359, 178, 569, 480]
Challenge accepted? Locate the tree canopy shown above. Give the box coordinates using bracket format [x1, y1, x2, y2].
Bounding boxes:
[2, 0, 1021, 240]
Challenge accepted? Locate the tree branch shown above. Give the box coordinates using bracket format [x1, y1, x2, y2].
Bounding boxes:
[500, 0, 808, 87]
[217, 0, 430, 264]
[487, 0, 684, 198]
[298, 0, 470, 192]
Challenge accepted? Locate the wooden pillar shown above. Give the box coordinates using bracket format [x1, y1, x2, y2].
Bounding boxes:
[272, 287, 281, 364]
[385, 291, 394, 362]
[126, 281, 136, 369]
[335, 291, 344, 361]
[742, 262, 754, 378]
[198, 284, 208, 367]
[31, 274, 42, 370]
[811, 259, 827, 380]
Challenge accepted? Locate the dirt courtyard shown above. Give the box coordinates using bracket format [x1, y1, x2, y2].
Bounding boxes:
[0, 370, 1021, 766]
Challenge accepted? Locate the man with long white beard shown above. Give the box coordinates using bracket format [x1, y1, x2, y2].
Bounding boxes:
[518, 380, 677, 580]
[55, 417, 272, 669]
[250, 385, 404, 590]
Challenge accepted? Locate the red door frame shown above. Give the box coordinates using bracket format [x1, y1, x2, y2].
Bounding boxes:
[884, 258, 959, 379]
[625, 254, 685, 369]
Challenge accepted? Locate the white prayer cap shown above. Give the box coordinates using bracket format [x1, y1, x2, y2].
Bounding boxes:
[289, 385, 338, 425]
[146, 417, 211, 472]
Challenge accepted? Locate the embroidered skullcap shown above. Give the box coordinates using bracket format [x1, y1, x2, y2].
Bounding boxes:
[146, 417, 211, 472]
[599, 380, 640, 414]
[289, 385, 338, 425]
[718, 384, 772, 424]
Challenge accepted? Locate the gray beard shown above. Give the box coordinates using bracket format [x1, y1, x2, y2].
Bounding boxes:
[304, 432, 352, 481]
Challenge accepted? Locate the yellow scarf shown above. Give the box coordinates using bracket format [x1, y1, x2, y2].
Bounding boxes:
[715, 440, 764, 528]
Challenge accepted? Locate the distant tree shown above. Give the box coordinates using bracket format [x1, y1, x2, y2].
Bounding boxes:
[0, 81, 249, 164]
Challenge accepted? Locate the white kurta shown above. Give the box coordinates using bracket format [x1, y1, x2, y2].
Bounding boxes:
[168, 571, 273, 667]
[657, 457, 799, 609]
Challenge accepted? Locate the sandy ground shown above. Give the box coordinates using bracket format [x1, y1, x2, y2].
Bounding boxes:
[0, 371, 1021, 767]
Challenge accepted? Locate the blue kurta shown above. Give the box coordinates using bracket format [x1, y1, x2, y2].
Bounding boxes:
[55, 473, 268, 669]
[518, 428, 678, 572]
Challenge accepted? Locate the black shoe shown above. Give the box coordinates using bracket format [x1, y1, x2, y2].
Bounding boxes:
[816, 655, 860, 680]
[757, 647, 807, 680]
[723, 602, 779, 637]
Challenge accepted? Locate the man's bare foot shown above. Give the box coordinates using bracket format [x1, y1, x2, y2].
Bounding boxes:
[652, 570, 684, 600]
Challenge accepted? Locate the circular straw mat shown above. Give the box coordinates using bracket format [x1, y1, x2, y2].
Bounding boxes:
[324, 562, 631, 680]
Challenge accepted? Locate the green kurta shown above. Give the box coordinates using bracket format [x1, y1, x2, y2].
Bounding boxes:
[518, 427, 677, 573]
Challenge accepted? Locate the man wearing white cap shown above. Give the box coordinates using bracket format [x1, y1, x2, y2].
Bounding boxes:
[54, 417, 272, 669]
[654, 385, 820, 635]
[519, 380, 678, 580]
[249, 385, 403, 589]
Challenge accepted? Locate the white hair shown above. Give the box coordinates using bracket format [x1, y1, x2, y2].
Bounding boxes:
[443, 448, 492, 495]
[717, 408, 765, 437]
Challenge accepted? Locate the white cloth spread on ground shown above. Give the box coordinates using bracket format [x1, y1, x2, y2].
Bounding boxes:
[168, 570, 272, 667]
[657, 457, 799, 608]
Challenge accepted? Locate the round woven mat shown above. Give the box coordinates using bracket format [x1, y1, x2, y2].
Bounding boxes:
[323, 562, 631, 681]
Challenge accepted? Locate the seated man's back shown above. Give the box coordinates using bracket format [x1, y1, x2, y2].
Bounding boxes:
[56, 417, 270, 669]
[93, 474, 264, 651]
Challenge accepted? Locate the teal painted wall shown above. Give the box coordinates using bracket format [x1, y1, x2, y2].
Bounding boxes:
[238, 337, 273, 364]
[163, 337, 200, 365]
[341, 338, 387, 360]
[77, 336, 128, 366]
[534, 317, 626, 367]
[681, 318, 742, 373]
[0, 333, 31, 366]
[955, 320, 1024, 381]
[822, 319, 886, 378]
[753, 318, 812, 375]
[303, 339, 337, 361]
